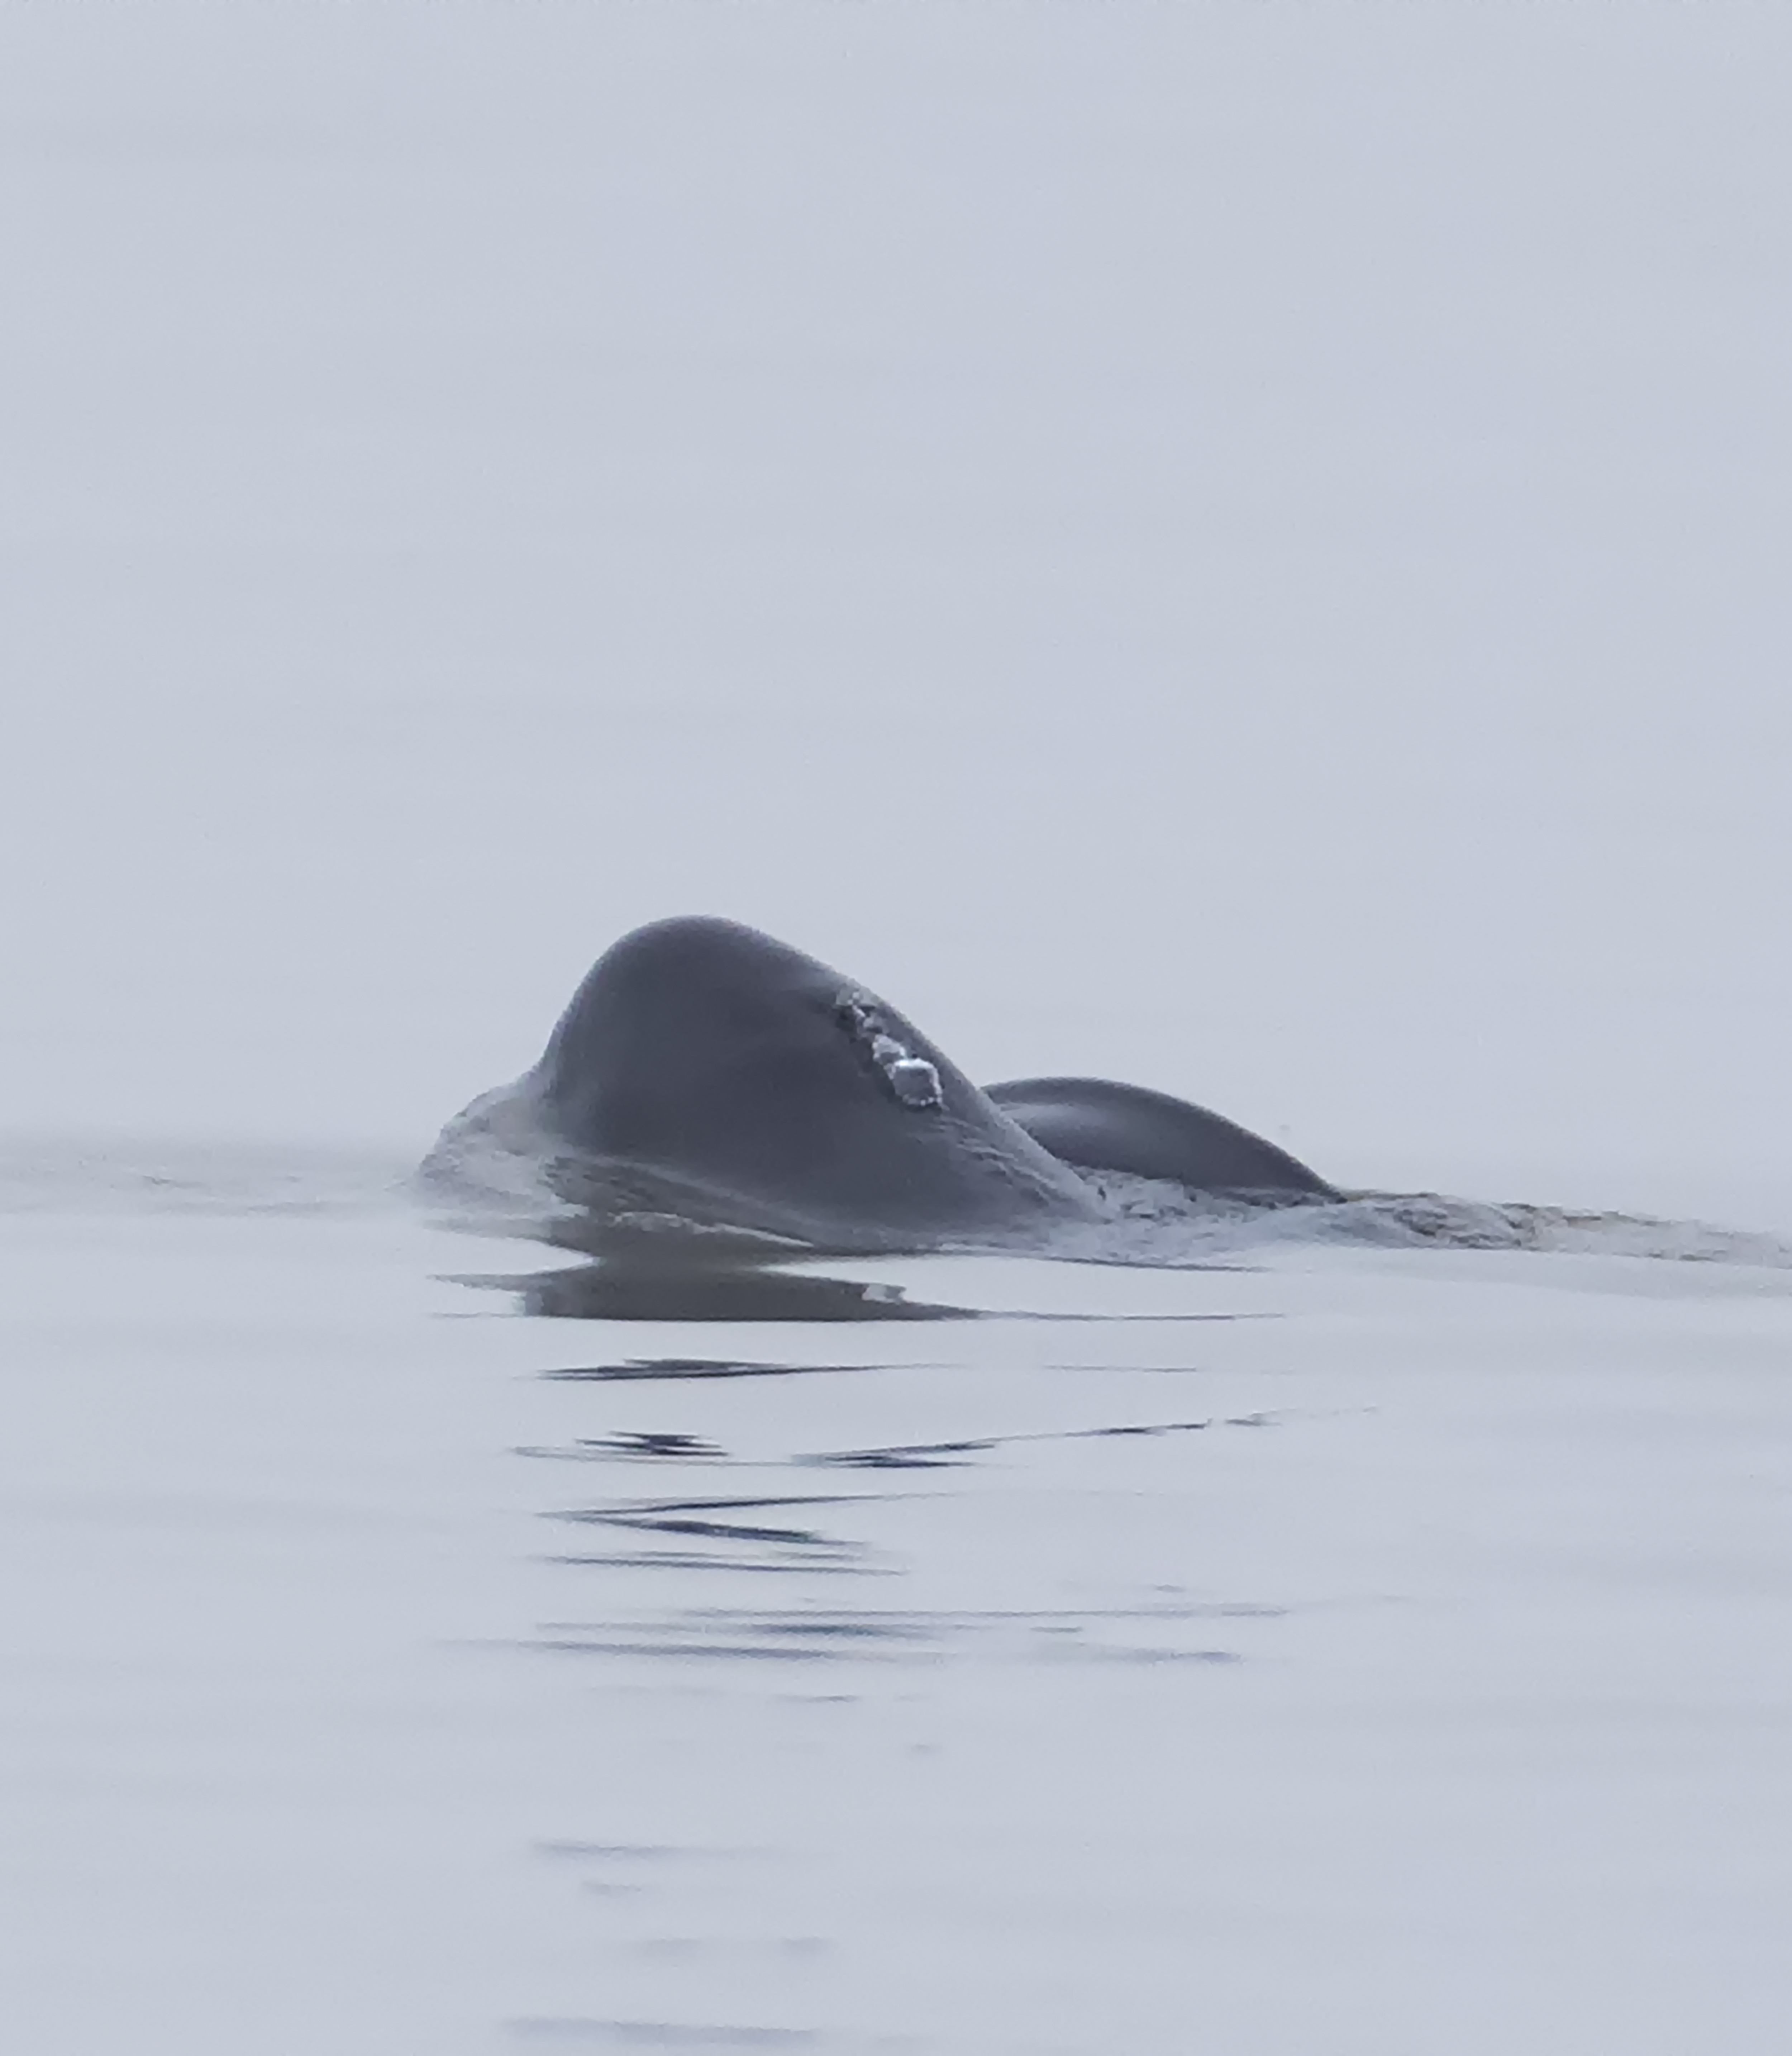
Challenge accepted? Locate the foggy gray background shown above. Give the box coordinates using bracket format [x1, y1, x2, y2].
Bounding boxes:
[5, 3, 1786, 1224]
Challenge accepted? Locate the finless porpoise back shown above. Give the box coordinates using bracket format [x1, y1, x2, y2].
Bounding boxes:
[986, 1076, 1335, 1201]
[429, 915, 1333, 1253]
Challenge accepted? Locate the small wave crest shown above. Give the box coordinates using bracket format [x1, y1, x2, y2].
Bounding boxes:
[1060, 1171, 1792, 1272]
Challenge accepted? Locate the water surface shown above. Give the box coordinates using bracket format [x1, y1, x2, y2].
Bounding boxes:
[4, 1145, 1789, 2052]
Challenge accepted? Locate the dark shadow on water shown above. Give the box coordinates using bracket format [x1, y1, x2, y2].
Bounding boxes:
[792, 1411, 1277, 1470]
[519, 1412, 1279, 1477]
[523, 1599, 1268, 1667]
[455, 1259, 982, 1322]
[544, 1358, 882, 1384]
[542, 1551, 878, 1577]
[521, 1385, 1295, 1567]
[551, 1492, 873, 1566]
[562, 1496, 857, 1545]
[510, 2022, 825, 2049]
[524, 1431, 729, 1461]
[451, 1254, 1269, 1324]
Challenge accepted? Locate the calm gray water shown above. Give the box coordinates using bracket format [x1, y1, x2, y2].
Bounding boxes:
[3, 8, 1790, 2051]
[4, 1150, 1790, 2052]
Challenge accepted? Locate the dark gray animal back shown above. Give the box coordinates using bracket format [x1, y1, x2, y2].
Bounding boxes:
[986, 1076, 1335, 1200]
[533, 917, 1096, 1243]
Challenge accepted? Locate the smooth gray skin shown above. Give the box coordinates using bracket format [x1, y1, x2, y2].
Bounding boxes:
[986, 1076, 1337, 1201]
[438, 915, 1335, 1254]
[519, 915, 1103, 1251]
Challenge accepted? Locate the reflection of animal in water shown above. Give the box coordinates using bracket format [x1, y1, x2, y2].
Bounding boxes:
[426, 915, 1333, 1256]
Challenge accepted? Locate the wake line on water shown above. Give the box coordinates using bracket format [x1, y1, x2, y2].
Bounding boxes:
[1067, 1172, 1792, 1272]
[413, 1117, 1792, 1274]
[423, 1133, 1792, 1277]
